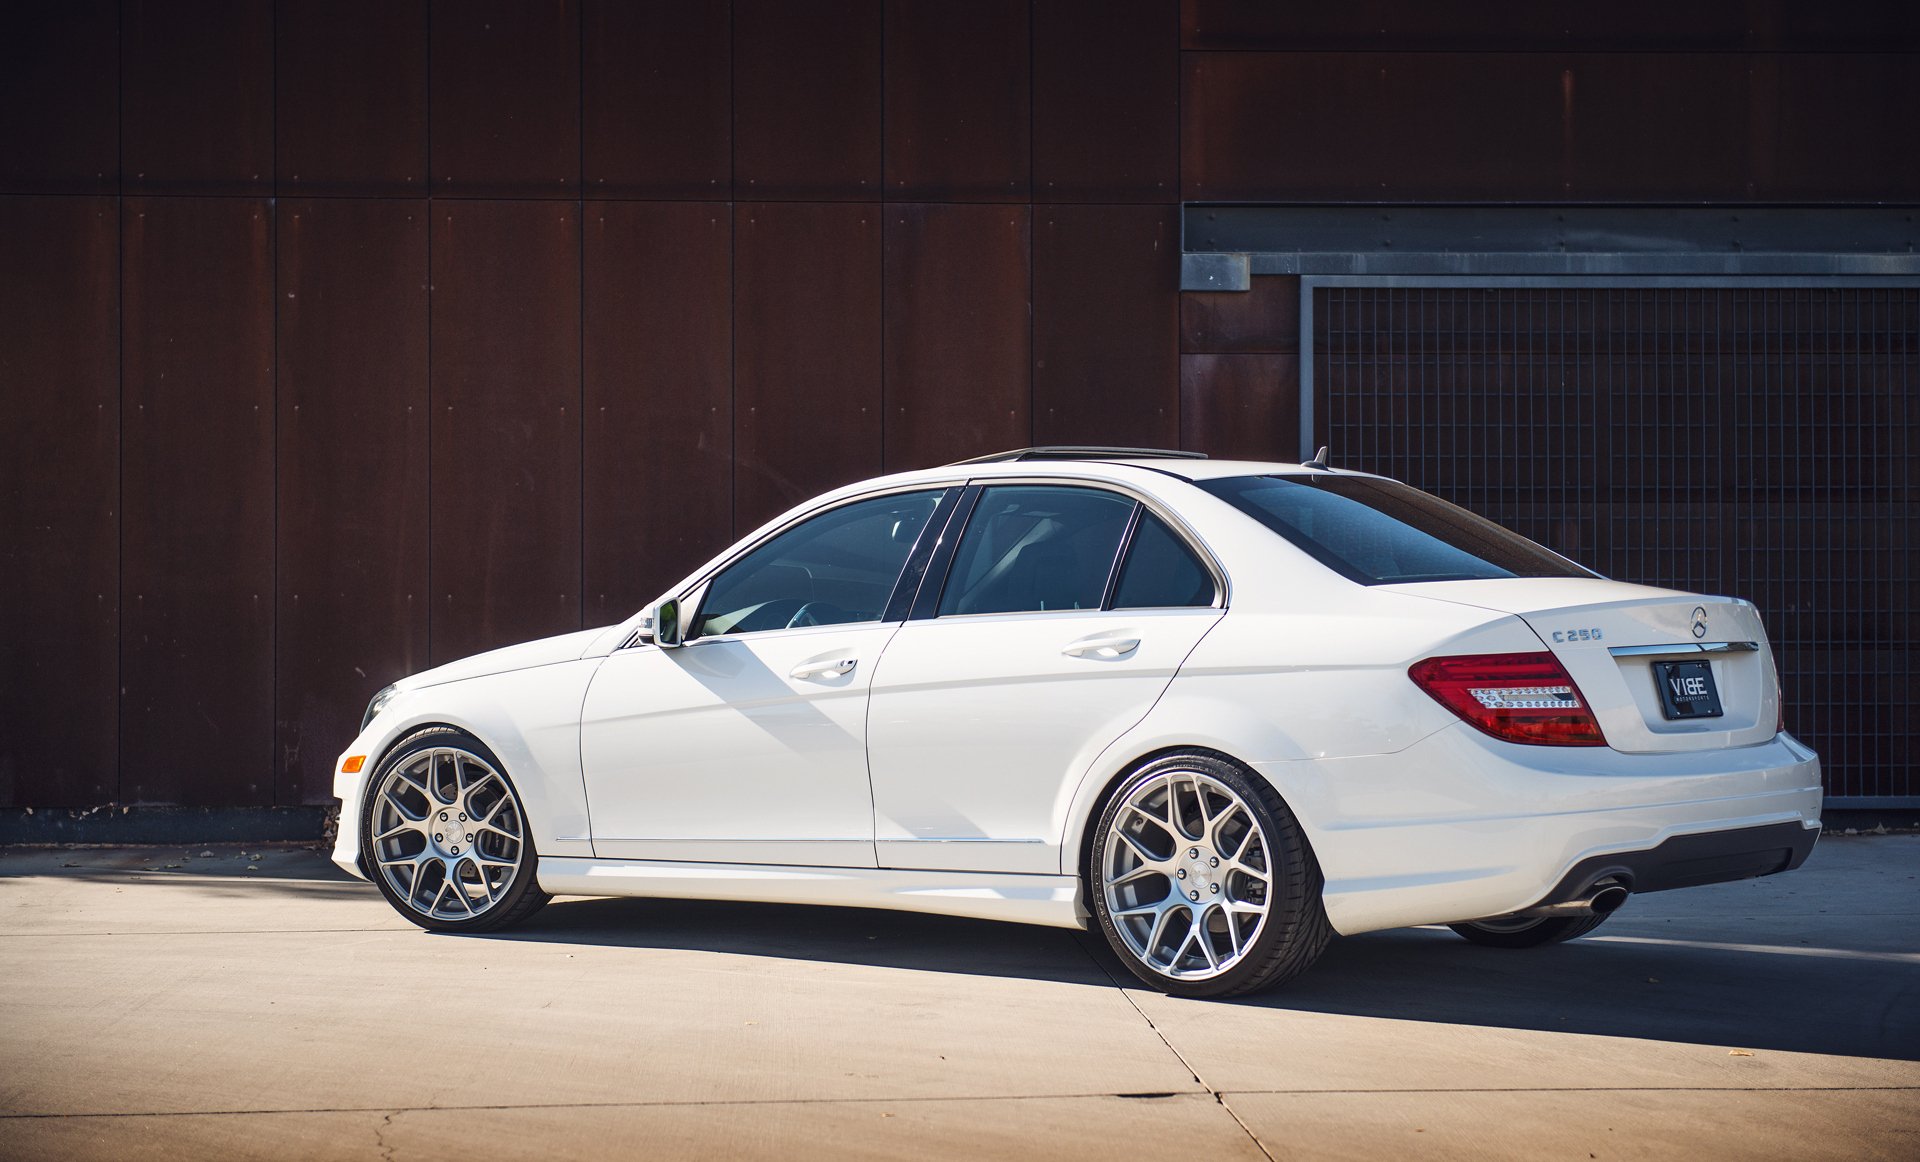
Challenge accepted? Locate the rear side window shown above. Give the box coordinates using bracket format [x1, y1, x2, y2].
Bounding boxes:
[1111, 512, 1215, 608]
[1199, 475, 1592, 585]
[938, 485, 1133, 615]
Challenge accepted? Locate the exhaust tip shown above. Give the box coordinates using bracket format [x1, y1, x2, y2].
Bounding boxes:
[1590, 883, 1630, 914]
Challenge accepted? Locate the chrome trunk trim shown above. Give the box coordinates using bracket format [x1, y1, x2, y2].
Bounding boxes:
[1607, 641, 1761, 658]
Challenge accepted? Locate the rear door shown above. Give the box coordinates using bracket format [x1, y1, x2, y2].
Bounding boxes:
[866, 483, 1224, 873]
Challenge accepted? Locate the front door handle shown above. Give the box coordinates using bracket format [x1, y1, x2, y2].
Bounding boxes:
[790, 657, 857, 680]
[1062, 635, 1140, 660]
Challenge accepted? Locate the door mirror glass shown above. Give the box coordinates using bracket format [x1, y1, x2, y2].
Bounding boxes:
[649, 597, 684, 648]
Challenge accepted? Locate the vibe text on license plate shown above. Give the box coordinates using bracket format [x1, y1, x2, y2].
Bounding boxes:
[1654, 659, 1723, 720]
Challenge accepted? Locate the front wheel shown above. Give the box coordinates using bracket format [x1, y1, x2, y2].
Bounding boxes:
[361, 726, 550, 933]
[1088, 752, 1332, 998]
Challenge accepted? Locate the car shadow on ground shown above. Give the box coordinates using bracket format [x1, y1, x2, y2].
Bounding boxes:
[489, 895, 1918, 1062]
[490, 893, 1118, 988]
[1225, 925, 1920, 1063]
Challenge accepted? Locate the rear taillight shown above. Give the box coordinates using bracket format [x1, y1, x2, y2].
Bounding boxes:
[1409, 652, 1607, 747]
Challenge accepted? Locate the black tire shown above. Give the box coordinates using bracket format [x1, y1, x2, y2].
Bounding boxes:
[1087, 751, 1332, 998]
[361, 726, 550, 934]
[1447, 912, 1610, 948]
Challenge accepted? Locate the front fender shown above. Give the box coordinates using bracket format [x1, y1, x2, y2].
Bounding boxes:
[331, 658, 604, 879]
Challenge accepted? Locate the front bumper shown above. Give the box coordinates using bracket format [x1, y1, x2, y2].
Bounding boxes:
[330, 733, 379, 882]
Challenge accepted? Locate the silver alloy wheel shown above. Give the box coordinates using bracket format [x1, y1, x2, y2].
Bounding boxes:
[1102, 768, 1273, 981]
[370, 746, 527, 921]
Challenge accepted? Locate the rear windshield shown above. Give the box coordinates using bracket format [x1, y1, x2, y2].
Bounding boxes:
[1198, 474, 1593, 585]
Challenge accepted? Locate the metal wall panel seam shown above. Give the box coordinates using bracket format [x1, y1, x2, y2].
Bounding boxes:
[424, 0, 434, 665]
[270, 4, 280, 801]
[729, 1, 737, 535]
[116, 0, 124, 805]
[578, 7, 586, 631]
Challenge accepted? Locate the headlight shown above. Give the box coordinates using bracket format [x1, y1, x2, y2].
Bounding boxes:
[362, 684, 399, 731]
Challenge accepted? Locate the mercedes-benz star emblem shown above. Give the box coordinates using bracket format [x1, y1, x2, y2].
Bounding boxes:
[1690, 606, 1709, 639]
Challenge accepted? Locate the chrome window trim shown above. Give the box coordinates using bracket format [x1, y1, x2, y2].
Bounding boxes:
[919, 605, 1209, 624]
[1607, 641, 1762, 658]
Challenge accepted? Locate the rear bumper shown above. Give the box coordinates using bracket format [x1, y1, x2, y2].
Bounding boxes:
[1259, 726, 1822, 935]
[1528, 819, 1817, 905]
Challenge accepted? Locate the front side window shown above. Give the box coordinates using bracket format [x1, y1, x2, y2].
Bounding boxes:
[1199, 474, 1593, 585]
[937, 485, 1134, 616]
[693, 490, 944, 637]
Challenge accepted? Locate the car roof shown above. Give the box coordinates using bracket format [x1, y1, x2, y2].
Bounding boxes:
[797, 458, 1381, 514]
[908, 456, 1376, 482]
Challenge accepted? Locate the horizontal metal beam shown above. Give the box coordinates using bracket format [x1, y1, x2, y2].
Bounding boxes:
[1181, 203, 1920, 288]
[1245, 250, 1920, 278]
[1179, 252, 1250, 291]
[1301, 273, 1920, 291]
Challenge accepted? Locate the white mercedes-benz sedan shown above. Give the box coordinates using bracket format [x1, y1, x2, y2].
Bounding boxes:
[332, 447, 1822, 997]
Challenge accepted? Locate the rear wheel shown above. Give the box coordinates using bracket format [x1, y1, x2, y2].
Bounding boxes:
[361, 726, 549, 933]
[1088, 752, 1331, 998]
[1448, 912, 1610, 948]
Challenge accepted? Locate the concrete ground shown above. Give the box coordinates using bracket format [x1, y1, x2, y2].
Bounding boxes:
[0, 836, 1914, 1161]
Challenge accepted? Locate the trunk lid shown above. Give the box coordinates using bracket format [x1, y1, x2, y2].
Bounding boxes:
[1381, 577, 1780, 754]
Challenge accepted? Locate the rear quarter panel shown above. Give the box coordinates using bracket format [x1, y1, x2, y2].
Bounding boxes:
[1053, 573, 1543, 874]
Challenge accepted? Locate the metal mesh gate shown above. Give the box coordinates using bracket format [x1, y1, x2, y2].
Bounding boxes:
[1314, 286, 1918, 801]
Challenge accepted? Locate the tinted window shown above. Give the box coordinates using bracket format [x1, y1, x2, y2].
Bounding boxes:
[937, 486, 1133, 616]
[1199, 475, 1592, 585]
[1112, 512, 1215, 608]
[694, 490, 943, 636]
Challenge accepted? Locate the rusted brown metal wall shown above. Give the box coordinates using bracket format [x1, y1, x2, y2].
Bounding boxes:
[3, 0, 1915, 811]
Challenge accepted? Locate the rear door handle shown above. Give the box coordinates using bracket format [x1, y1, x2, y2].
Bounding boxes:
[790, 657, 857, 680]
[1062, 636, 1140, 660]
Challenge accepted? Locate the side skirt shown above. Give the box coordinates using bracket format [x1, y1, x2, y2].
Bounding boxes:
[537, 858, 1090, 931]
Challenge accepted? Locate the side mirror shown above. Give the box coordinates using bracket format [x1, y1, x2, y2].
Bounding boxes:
[648, 597, 685, 648]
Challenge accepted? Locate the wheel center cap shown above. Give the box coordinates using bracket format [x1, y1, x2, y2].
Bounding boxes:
[431, 810, 474, 856]
[1180, 845, 1220, 900]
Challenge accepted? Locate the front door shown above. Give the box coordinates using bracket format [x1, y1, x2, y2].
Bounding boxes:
[579, 488, 949, 867]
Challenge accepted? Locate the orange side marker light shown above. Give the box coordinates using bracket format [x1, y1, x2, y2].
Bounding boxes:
[341, 755, 366, 774]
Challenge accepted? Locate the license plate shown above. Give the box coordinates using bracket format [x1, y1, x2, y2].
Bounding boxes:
[1654, 660, 1723, 720]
